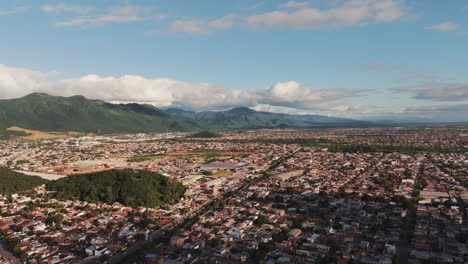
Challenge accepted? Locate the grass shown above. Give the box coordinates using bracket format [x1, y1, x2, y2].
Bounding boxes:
[213, 169, 232, 178]
[0, 129, 31, 140]
[127, 156, 157, 162]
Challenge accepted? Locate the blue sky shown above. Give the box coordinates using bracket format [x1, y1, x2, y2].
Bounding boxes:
[0, 0, 467, 121]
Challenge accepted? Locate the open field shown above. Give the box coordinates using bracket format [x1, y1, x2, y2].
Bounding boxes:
[127, 150, 253, 163]
[13, 170, 66, 180]
[3, 127, 88, 140]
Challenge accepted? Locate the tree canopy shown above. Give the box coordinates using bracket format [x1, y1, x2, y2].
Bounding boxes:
[0, 167, 48, 195]
[46, 169, 185, 207]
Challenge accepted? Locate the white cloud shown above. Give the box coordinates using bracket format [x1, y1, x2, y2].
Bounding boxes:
[40, 74, 257, 109]
[398, 82, 468, 101]
[55, 6, 152, 27]
[397, 82, 468, 101]
[0, 65, 358, 114]
[259, 81, 355, 109]
[397, 103, 468, 121]
[0, 6, 30, 16]
[169, 14, 236, 35]
[3, 64, 466, 121]
[425, 22, 459, 32]
[41, 4, 94, 14]
[405, 104, 468, 112]
[280, 1, 310, 9]
[252, 103, 370, 117]
[0, 65, 52, 99]
[42, 78, 358, 111]
[246, 0, 404, 30]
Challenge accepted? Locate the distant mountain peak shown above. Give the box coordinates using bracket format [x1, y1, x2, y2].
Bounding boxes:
[0, 93, 370, 133]
[21, 92, 51, 99]
[165, 108, 196, 117]
[69, 95, 87, 100]
[0, 93, 198, 133]
[227, 107, 256, 114]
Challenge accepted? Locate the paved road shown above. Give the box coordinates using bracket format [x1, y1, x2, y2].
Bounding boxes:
[396, 166, 424, 264]
[107, 147, 302, 264]
[107, 201, 209, 264]
[396, 202, 416, 264]
[0, 242, 22, 264]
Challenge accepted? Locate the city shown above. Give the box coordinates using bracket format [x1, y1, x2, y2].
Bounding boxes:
[0, 128, 467, 263]
[1, 0, 468, 263]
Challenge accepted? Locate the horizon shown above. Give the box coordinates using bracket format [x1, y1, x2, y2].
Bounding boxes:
[1, 0, 468, 122]
[4, 92, 468, 124]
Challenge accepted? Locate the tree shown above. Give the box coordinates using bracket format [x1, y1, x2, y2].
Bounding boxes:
[254, 215, 269, 225]
[45, 169, 185, 207]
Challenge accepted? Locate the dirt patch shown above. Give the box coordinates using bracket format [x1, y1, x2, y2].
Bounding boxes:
[221, 152, 253, 155]
[6, 126, 69, 140]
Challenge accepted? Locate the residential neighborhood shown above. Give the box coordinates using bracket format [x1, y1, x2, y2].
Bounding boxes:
[0, 128, 467, 263]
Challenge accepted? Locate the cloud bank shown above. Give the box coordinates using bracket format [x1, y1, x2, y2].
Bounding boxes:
[54, 6, 152, 27]
[169, 14, 236, 35]
[0, 65, 361, 116]
[425, 22, 459, 32]
[41, 4, 95, 14]
[0, 6, 30, 16]
[37, 0, 407, 34]
[0, 65, 52, 99]
[1, 64, 466, 121]
[398, 83, 468, 101]
[246, 0, 404, 30]
[280, 1, 311, 9]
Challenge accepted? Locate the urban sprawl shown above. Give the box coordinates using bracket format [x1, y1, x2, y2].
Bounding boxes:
[0, 128, 467, 264]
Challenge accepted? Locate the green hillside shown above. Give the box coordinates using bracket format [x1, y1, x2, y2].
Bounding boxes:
[0, 93, 199, 133]
[189, 131, 221, 138]
[0, 93, 370, 135]
[0, 167, 48, 195]
[46, 169, 185, 207]
[168, 107, 368, 130]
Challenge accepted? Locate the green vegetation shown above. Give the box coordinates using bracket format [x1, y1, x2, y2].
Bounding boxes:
[127, 156, 157, 162]
[0, 167, 48, 194]
[173, 137, 462, 154]
[172, 107, 365, 130]
[0, 93, 372, 135]
[0, 93, 199, 133]
[0, 129, 30, 140]
[189, 131, 221, 138]
[327, 143, 462, 153]
[46, 169, 185, 207]
[169, 107, 368, 130]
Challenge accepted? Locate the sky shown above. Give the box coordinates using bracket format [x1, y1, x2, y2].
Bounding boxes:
[0, 0, 468, 122]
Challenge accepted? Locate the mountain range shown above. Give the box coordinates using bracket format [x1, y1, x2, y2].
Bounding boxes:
[165, 107, 369, 129]
[0, 93, 198, 133]
[0, 93, 371, 134]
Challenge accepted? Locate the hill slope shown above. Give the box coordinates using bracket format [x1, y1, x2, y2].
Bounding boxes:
[0, 167, 48, 194]
[0, 93, 199, 133]
[46, 169, 185, 207]
[0, 93, 370, 134]
[167, 107, 369, 129]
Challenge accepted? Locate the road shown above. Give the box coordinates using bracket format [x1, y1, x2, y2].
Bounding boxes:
[396, 166, 424, 264]
[396, 202, 416, 264]
[107, 203, 208, 264]
[0, 241, 22, 264]
[107, 147, 302, 264]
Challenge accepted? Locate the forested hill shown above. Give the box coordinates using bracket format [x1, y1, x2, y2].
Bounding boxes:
[45, 169, 185, 208]
[0, 93, 371, 135]
[0, 167, 48, 195]
[0, 93, 199, 133]
[166, 107, 370, 129]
